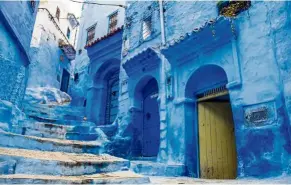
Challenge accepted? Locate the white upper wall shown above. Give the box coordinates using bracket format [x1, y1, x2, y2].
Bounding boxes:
[76, 1, 125, 54]
[32, 0, 81, 48]
[68, 0, 125, 103]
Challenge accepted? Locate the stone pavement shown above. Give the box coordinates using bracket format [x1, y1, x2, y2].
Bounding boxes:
[149, 176, 291, 184]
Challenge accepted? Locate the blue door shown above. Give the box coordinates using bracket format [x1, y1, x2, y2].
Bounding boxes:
[60, 69, 70, 93]
[142, 79, 160, 157]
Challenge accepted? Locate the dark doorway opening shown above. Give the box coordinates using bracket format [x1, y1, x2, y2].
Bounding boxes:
[141, 79, 160, 157]
[60, 69, 70, 93]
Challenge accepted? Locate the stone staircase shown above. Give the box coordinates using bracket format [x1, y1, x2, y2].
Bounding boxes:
[0, 103, 150, 184]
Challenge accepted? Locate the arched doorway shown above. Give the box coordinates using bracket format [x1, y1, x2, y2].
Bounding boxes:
[185, 65, 237, 179]
[142, 78, 160, 157]
[133, 77, 160, 157]
[87, 59, 120, 125]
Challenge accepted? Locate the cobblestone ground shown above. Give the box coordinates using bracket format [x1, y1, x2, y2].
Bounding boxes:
[149, 176, 291, 184]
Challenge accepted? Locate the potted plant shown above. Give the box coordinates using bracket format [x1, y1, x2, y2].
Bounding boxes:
[217, 0, 251, 17]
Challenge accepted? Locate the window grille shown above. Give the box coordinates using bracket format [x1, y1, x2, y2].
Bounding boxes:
[86, 25, 96, 44]
[142, 17, 152, 40]
[56, 7, 60, 21]
[108, 11, 118, 33]
[105, 70, 119, 124]
[197, 85, 228, 102]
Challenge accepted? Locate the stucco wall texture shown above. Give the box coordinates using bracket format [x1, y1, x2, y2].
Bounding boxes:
[69, 1, 125, 106]
[77, 1, 291, 179]
[0, 1, 39, 106]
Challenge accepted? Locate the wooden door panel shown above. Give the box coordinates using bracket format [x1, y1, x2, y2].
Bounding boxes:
[198, 102, 236, 179]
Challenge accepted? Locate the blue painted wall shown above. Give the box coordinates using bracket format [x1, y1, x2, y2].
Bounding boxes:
[86, 30, 123, 125]
[69, 1, 125, 107]
[74, 1, 291, 179]
[116, 1, 291, 179]
[0, 1, 39, 106]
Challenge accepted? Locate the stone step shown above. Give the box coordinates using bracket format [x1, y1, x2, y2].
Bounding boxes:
[0, 131, 104, 154]
[27, 111, 85, 122]
[23, 103, 85, 116]
[130, 160, 185, 177]
[66, 132, 100, 141]
[12, 121, 102, 141]
[23, 103, 86, 122]
[0, 171, 150, 184]
[0, 147, 129, 176]
[26, 116, 95, 127]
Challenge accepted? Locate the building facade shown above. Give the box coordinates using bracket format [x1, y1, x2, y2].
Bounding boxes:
[73, 1, 291, 180]
[28, 1, 79, 93]
[70, 1, 125, 108]
[119, 1, 291, 179]
[0, 1, 39, 106]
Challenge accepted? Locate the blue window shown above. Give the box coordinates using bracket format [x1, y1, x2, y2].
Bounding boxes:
[67, 27, 71, 39]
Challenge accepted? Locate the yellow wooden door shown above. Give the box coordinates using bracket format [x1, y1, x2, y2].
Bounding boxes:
[198, 102, 237, 179]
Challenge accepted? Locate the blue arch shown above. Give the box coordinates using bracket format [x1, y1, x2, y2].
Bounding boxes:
[185, 64, 228, 97]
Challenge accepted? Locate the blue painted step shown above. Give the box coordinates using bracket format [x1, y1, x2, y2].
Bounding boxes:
[0, 147, 129, 176]
[66, 133, 99, 141]
[0, 171, 150, 184]
[130, 160, 186, 177]
[0, 131, 103, 154]
[11, 120, 103, 141]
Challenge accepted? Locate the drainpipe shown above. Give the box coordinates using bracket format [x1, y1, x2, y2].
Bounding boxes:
[159, 0, 166, 45]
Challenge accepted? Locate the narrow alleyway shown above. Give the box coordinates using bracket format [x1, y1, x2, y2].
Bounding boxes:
[0, 103, 149, 184]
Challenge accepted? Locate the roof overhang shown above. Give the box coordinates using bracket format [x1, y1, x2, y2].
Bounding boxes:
[161, 17, 237, 65]
[86, 29, 123, 63]
[122, 48, 160, 77]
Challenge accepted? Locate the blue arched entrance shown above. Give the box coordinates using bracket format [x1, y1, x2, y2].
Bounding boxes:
[185, 65, 237, 179]
[132, 77, 160, 157]
[142, 78, 160, 157]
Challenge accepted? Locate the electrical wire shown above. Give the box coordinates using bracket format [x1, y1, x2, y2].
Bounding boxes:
[68, 0, 126, 8]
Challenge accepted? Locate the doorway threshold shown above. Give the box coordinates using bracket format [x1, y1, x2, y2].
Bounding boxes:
[130, 160, 185, 177]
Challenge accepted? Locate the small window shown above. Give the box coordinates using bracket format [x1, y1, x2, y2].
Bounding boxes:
[78, 49, 82, 55]
[57, 74, 60, 82]
[108, 11, 118, 33]
[74, 73, 79, 83]
[56, 7, 60, 21]
[67, 27, 71, 39]
[86, 24, 96, 44]
[83, 99, 87, 107]
[142, 17, 152, 40]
